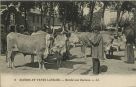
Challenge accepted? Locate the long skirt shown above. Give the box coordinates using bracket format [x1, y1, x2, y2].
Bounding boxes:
[125, 44, 135, 63]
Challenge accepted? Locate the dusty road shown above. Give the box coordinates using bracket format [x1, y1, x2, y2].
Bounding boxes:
[0, 46, 136, 76]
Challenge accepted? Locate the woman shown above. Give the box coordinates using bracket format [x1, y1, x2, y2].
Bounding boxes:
[124, 23, 135, 64]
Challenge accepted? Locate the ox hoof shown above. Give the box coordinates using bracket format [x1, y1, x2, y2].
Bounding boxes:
[39, 65, 46, 70]
[42, 66, 46, 70]
[42, 67, 47, 70]
[7, 66, 11, 68]
[7, 64, 11, 68]
[11, 66, 15, 69]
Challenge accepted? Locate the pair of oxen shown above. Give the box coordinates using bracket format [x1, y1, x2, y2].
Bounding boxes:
[6, 31, 67, 69]
[6, 31, 115, 69]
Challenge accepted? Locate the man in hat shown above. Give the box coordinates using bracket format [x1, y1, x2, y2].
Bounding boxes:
[90, 26, 104, 74]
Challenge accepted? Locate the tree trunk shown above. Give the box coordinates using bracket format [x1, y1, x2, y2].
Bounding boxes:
[63, 4, 67, 32]
[133, 8, 136, 37]
[52, 3, 55, 27]
[48, 14, 51, 29]
[80, 3, 84, 32]
[40, 4, 43, 28]
[48, 2, 52, 29]
[116, 3, 122, 29]
[101, 4, 106, 30]
[24, 9, 27, 32]
[116, 10, 121, 28]
[89, 1, 96, 31]
[119, 11, 125, 26]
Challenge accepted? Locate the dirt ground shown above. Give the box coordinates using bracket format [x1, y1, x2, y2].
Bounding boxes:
[0, 45, 136, 76]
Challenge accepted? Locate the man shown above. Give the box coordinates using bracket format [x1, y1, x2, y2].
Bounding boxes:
[64, 31, 71, 60]
[90, 26, 104, 74]
[124, 23, 135, 64]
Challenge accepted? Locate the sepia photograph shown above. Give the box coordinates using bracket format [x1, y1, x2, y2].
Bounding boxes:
[1, 0, 136, 87]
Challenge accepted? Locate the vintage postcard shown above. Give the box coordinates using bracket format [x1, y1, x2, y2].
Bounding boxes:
[1, 0, 136, 87]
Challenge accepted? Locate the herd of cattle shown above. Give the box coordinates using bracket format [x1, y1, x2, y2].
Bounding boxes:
[6, 29, 125, 69]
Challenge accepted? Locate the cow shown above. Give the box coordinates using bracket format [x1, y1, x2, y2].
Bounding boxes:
[6, 32, 51, 69]
[27, 30, 52, 63]
[50, 33, 67, 67]
[68, 32, 94, 58]
[68, 32, 114, 59]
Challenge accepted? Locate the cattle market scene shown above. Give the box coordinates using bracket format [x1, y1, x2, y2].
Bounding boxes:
[1, 1, 136, 75]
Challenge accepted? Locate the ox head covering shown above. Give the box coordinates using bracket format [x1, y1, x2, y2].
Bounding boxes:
[51, 34, 67, 55]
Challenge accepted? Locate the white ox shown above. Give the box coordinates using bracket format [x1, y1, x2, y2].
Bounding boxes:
[51, 33, 67, 55]
[49, 33, 67, 66]
[69, 32, 114, 59]
[7, 32, 50, 69]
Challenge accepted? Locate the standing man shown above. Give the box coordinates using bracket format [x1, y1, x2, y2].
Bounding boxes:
[90, 26, 104, 74]
[124, 23, 135, 64]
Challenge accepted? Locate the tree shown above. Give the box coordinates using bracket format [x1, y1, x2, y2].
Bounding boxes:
[127, 2, 136, 32]
[77, 2, 84, 31]
[35, 1, 44, 28]
[58, 2, 68, 30]
[89, 1, 96, 31]
[100, 1, 112, 30]
[46, 1, 54, 28]
[58, 2, 80, 31]
[115, 1, 123, 28]
[19, 1, 35, 32]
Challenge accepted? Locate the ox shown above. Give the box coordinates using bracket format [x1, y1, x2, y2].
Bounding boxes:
[6, 32, 50, 69]
[49, 33, 67, 67]
[69, 32, 114, 59]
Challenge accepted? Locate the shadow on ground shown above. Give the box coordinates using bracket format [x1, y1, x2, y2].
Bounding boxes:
[106, 55, 124, 60]
[15, 55, 86, 70]
[86, 55, 92, 57]
[132, 68, 136, 71]
[69, 55, 78, 60]
[15, 62, 39, 68]
[80, 65, 108, 75]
